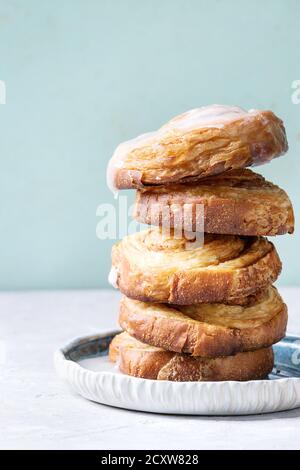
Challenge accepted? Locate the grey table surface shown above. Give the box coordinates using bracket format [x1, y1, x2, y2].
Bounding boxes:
[1, 287, 300, 450]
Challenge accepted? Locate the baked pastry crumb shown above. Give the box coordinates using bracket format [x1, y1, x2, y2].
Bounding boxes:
[134, 168, 294, 236]
[109, 332, 274, 381]
[118, 286, 287, 357]
[111, 228, 282, 304]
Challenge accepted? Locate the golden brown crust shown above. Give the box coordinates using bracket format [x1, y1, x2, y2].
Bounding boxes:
[107, 105, 288, 191]
[134, 169, 294, 236]
[109, 332, 274, 381]
[111, 228, 282, 304]
[118, 287, 287, 357]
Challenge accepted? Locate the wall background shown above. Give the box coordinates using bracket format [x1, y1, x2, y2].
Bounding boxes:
[0, 0, 299, 290]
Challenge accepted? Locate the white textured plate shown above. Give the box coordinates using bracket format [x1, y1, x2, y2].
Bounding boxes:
[54, 330, 300, 415]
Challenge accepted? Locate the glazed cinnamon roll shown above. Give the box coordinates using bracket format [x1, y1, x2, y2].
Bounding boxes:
[110, 228, 282, 304]
[109, 332, 274, 381]
[134, 169, 294, 236]
[118, 287, 287, 357]
[107, 105, 288, 192]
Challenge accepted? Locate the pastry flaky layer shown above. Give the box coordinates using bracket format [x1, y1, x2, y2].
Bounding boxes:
[119, 286, 287, 358]
[109, 332, 274, 381]
[107, 105, 288, 192]
[134, 168, 294, 236]
[110, 228, 282, 305]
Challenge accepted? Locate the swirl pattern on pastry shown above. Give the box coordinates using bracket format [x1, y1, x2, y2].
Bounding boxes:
[110, 228, 282, 304]
[109, 332, 274, 381]
[134, 169, 294, 236]
[107, 105, 288, 191]
[119, 287, 287, 357]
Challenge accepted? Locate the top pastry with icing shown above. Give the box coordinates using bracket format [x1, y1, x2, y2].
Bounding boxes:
[107, 105, 288, 192]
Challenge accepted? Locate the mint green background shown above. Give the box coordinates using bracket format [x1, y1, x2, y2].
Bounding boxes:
[0, 0, 299, 290]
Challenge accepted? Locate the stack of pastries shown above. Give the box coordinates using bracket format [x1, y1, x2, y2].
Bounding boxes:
[107, 105, 294, 382]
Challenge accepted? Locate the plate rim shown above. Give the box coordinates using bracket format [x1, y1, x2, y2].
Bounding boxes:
[54, 329, 300, 386]
[54, 330, 300, 415]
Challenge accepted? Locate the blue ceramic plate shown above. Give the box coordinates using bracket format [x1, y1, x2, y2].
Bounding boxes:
[55, 332, 300, 415]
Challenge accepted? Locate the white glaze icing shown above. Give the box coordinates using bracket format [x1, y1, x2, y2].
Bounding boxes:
[164, 105, 258, 130]
[108, 266, 118, 289]
[106, 132, 156, 195]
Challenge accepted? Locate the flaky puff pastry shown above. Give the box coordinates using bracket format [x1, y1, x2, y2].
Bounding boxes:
[109, 332, 274, 381]
[107, 105, 288, 192]
[134, 169, 294, 236]
[119, 287, 287, 357]
[110, 228, 282, 305]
